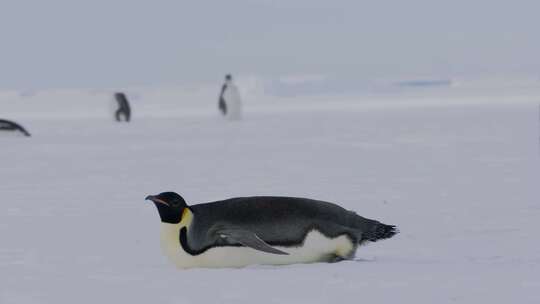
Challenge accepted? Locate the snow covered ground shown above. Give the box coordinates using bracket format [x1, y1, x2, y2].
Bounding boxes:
[1, 84, 539, 303]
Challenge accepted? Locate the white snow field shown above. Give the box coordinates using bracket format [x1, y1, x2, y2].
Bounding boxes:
[1, 83, 539, 303]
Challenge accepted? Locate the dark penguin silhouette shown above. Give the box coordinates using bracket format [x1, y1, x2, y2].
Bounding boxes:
[146, 192, 398, 268]
[114, 92, 131, 122]
[217, 74, 231, 115]
[0, 119, 31, 137]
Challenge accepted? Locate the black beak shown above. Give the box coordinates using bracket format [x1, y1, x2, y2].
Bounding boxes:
[145, 195, 170, 206]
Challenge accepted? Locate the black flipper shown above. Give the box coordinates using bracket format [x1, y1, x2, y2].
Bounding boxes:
[216, 228, 289, 255]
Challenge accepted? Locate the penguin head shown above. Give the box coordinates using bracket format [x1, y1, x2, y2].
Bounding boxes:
[145, 192, 188, 224]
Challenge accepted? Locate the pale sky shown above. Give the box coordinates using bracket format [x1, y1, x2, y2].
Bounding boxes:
[1, 0, 539, 90]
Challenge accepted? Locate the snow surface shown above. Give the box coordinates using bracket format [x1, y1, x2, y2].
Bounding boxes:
[1, 84, 539, 303]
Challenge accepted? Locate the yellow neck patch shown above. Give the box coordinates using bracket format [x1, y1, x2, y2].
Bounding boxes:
[179, 207, 193, 227]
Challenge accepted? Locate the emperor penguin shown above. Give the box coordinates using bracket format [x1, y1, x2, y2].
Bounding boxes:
[218, 74, 242, 120]
[145, 192, 397, 269]
[0, 119, 31, 137]
[114, 92, 131, 122]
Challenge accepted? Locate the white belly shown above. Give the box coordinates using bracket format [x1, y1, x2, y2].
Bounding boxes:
[160, 224, 355, 269]
[223, 85, 242, 120]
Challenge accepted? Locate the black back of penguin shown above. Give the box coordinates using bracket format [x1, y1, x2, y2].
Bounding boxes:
[186, 196, 394, 252]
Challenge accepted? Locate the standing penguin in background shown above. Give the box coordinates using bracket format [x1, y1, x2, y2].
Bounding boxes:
[145, 192, 398, 269]
[114, 92, 131, 122]
[218, 74, 242, 120]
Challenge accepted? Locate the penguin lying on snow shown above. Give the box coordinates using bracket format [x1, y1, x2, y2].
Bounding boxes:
[0, 119, 31, 137]
[146, 192, 397, 268]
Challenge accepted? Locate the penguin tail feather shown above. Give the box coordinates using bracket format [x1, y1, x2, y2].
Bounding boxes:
[362, 223, 398, 243]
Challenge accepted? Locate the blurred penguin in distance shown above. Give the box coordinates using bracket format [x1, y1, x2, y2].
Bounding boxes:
[114, 92, 131, 122]
[0, 119, 31, 137]
[218, 74, 243, 120]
